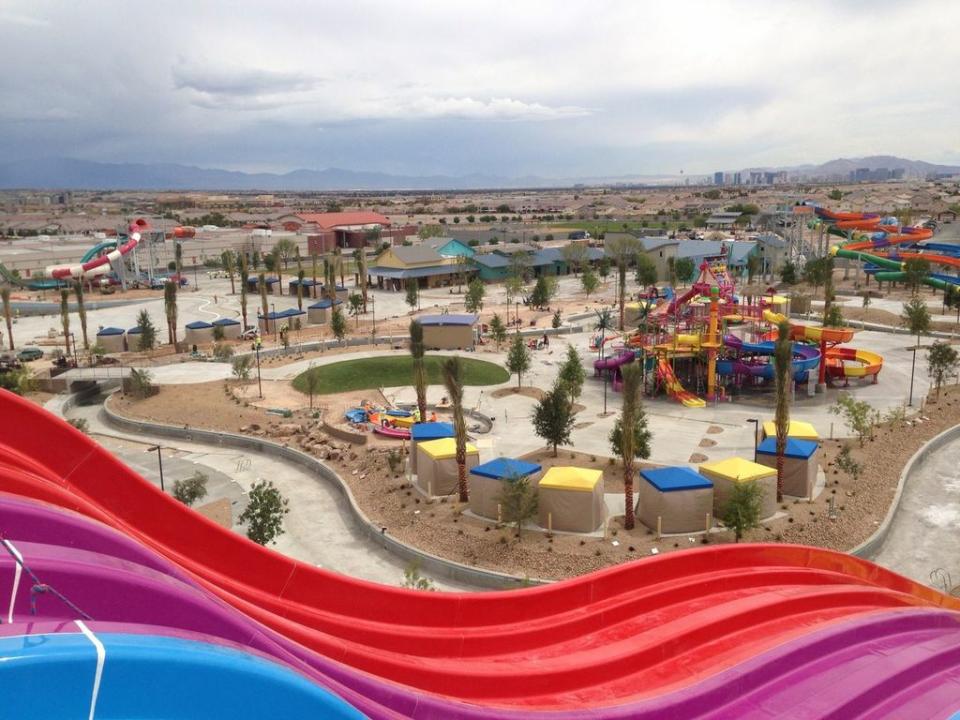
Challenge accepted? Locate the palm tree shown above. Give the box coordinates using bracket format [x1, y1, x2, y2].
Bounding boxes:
[335, 247, 345, 288]
[619, 363, 643, 530]
[238, 253, 249, 330]
[2, 287, 14, 350]
[605, 235, 640, 331]
[772, 320, 792, 502]
[73, 280, 89, 350]
[258, 272, 269, 336]
[311, 249, 319, 293]
[59, 289, 71, 358]
[296, 269, 305, 311]
[222, 250, 236, 295]
[174, 241, 183, 278]
[273, 250, 283, 296]
[594, 308, 613, 359]
[164, 281, 179, 348]
[357, 247, 368, 313]
[441, 356, 469, 503]
[409, 320, 427, 422]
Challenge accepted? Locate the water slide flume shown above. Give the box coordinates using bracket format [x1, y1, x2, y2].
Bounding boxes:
[656, 358, 706, 407]
[45, 218, 147, 281]
[831, 245, 957, 292]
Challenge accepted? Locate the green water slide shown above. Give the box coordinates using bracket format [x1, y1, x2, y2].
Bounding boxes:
[0, 263, 65, 290]
[832, 246, 952, 292]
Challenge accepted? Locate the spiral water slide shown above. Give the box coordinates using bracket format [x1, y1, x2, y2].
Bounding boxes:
[2, 390, 960, 717]
[45, 219, 147, 281]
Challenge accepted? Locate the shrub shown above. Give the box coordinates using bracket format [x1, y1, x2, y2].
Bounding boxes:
[173, 471, 209, 506]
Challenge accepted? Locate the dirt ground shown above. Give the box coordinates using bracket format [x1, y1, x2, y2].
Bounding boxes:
[111, 373, 960, 581]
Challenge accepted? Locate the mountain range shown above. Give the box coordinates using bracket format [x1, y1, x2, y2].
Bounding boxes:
[0, 155, 957, 192]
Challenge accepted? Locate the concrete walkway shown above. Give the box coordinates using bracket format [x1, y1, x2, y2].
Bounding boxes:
[870, 434, 960, 586]
[62, 401, 468, 591]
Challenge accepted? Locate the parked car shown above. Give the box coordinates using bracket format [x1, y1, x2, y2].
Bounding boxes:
[240, 327, 259, 340]
[17, 347, 44, 362]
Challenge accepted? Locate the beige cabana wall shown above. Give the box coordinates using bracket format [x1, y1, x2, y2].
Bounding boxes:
[307, 306, 328, 324]
[538, 482, 604, 533]
[95, 333, 125, 353]
[756, 449, 819, 498]
[637, 482, 713, 534]
[214, 322, 242, 340]
[422, 324, 474, 350]
[699, 465, 777, 520]
[469, 470, 542, 521]
[415, 445, 479, 496]
[184, 326, 214, 346]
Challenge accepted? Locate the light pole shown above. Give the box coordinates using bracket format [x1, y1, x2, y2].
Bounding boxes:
[746, 418, 759, 461]
[908, 346, 918, 406]
[69, 332, 78, 367]
[147, 445, 165, 492]
[254, 336, 263, 399]
[371, 294, 376, 340]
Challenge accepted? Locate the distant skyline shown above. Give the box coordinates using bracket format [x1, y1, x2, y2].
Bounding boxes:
[2, 1, 959, 178]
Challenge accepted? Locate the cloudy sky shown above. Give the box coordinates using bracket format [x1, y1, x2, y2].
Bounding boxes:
[1, 0, 959, 178]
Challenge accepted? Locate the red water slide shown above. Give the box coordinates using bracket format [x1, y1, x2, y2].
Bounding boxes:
[0, 390, 957, 710]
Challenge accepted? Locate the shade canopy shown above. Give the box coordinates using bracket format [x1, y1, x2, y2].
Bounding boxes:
[757, 437, 818, 459]
[411, 422, 455, 441]
[640, 466, 712, 492]
[308, 299, 343, 309]
[417, 437, 478, 460]
[185, 320, 213, 330]
[96, 326, 125, 336]
[470, 458, 542, 481]
[212, 318, 240, 326]
[539, 467, 603, 492]
[762, 420, 819, 440]
[699, 457, 776, 484]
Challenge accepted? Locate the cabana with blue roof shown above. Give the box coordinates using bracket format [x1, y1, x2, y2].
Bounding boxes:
[307, 298, 343, 325]
[184, 320, 215, 346]
[468, 458, 543, 520]
[288, 278, 320, 299]
[212, 317, 242, 340]
[126, 325, 142, 350]
[638, 466, 714, 534]
[756, 437, 819, 498]
[95, 326, 126, 353]
[420, 313, 478, 350]
[410, 422, 454, 474]
[279, 307, 306, 329]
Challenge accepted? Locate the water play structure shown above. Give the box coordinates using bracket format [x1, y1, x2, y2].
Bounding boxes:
[46, 219, 148, 282]
[1, 390, 960, 717]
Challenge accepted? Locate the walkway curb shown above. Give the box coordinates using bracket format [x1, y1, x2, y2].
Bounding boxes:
[99, 397, 548, 589]
[850, 422, 960, 558]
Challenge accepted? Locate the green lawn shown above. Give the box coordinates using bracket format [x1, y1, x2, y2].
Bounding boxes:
[552, 219, 687, 235]
[292, 355, 509, 395]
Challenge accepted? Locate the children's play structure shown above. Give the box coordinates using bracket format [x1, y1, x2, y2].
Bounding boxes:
[2, 390, 960, 718]
[593, 255, 884, 407]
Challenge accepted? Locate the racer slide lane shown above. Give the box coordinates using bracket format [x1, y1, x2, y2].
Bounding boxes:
[656, 357, 705, 407]
[2, 390, 960, 717]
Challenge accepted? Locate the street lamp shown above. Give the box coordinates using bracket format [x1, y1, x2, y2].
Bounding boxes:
[69, 332, 78, 367]
[746, 418, 759, 461]
[908, 346, 918, 406]
[147, 445, 165, 492]
[254, 336, 263, 399]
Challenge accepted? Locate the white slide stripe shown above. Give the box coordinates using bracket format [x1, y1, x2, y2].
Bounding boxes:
[2, 538, 23, 624]
[75, 620, 105, 720]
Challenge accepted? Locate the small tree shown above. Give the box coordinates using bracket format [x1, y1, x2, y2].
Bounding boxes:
[608, 413, 652, 460]
[330, 307, 347, 344]
[830, 393, 879, 446]
[530, 276, 551, 309]
[581, 269, 599, 297]
[835, 443, 862, 482]
[746, 254, 762, 284]
[532, 382, 574, 456]
[135, 309, 157, 351]
[903, 257, 931, 294]
[405, 281, 419, 312]
[348, 292, 363, 326]
[302, 362, 322, 409]
[212, 323, 225, 341]
[128, 367, 154, 399]
[506, 333, 531, 389]
[1, 287, 13, 351]
[238, 479, 289, 545]
[496, 475, 538, 538]
[552, 310, 562, 329]
[927, 341, 959, 400]
[221, 250, 236, 295]
[464, 278, 485, 313]
[901, 295, 931, 346]
[721, 480, 764, 542]
[780, 260, 798, 285]
[823, 303, 844, 328]
[674, 257, 695, 285]
[212, 342, 234, 360]
[557, 344, 586, 406]
[173, 471, 209, 507]
[232, 354, 253, 382]
[488, 313, 507, 350]
[634, 254, 657, 287]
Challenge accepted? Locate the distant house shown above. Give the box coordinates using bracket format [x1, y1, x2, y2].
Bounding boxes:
[421, 237, 476, 259]
[368, 245, 468, 290]
[705, 211, 742, 229]
[756, 234, 789, 278]
[636, 237, 680, 281]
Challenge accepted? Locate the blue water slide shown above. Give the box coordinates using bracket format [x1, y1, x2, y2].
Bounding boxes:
[80, 240, 119, 263]
[0, 632, 364, 719]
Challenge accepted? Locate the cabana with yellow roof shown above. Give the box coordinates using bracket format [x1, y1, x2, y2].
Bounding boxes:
[537, 467, 605, 533]
[415, 437, 480, 496]
[761, 419, 819, 441]
[699, 457, 778, 520]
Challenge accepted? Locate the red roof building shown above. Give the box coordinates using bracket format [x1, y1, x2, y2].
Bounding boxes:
[295, 211, 391, 231]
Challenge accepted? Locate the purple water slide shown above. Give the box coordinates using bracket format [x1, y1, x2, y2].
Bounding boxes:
[594, 350, 634, 374]
[5, 495, 960, 720]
